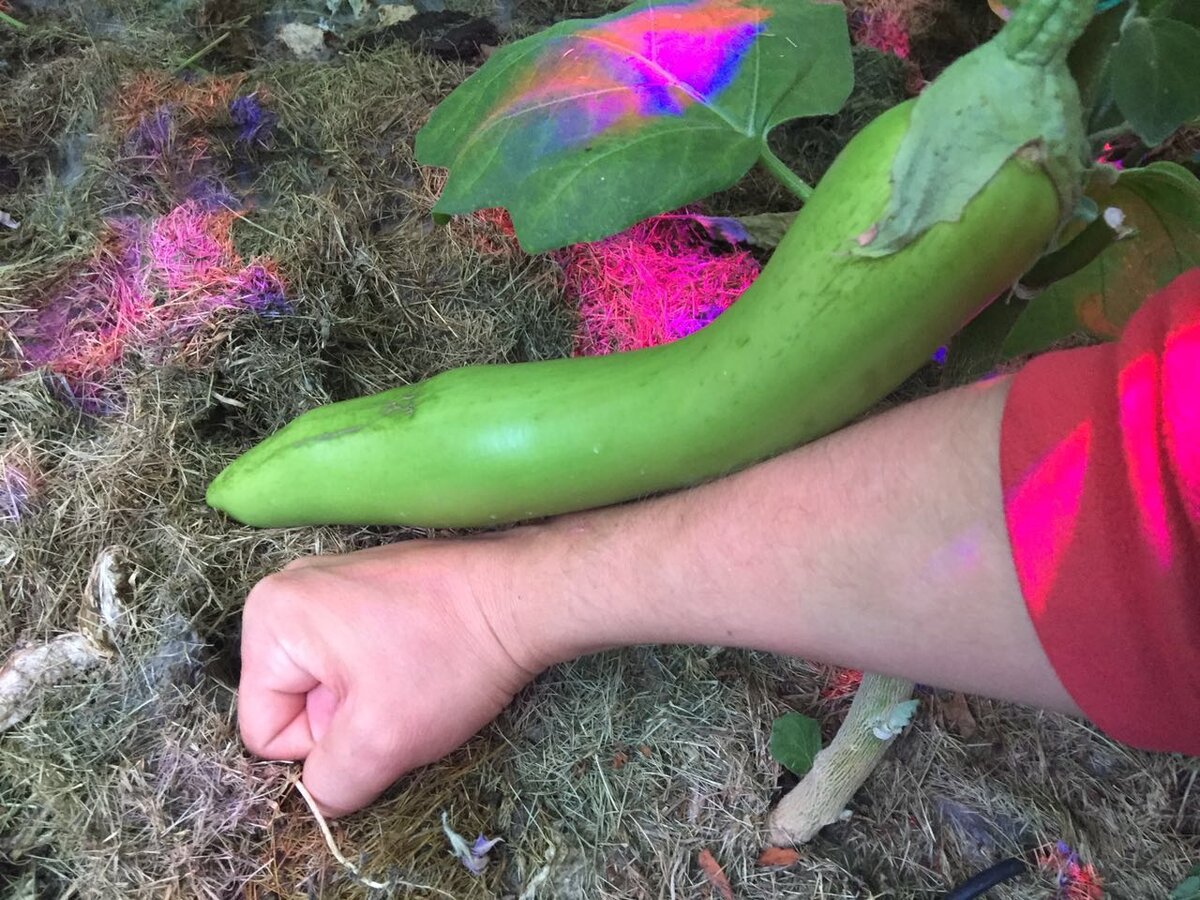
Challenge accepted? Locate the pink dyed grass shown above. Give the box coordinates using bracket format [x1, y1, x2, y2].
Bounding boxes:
[7, 72, 285, 412]
[550, 211, 761, 356]
[10, 203, 287, 412]
[854, 8, 911, 59]
[1036, 842, 1104, 899]
[470, 207, 761, 354]
[115, 70, 248, 133]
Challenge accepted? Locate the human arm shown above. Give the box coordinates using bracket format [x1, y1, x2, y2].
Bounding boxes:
[506, 373, 1078, 712]
[238, 372, 1078, 818]
[238, 268, 1200, 818]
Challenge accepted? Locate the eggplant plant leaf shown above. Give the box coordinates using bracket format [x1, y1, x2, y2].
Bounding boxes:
[690, 210, 797, 247]
[1171, 863, 1200, 900]
[1067, 4, 1124, 128]
[1111, 15, 1200, 146]
[769, 711, 822, 778]
[415, 0, 852, 252]
[1150, 0, 1200, 32]
[1003, 162, 1200, 358]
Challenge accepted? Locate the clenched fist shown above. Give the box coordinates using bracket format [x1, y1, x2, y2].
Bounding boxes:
[237, 535, 547, 817]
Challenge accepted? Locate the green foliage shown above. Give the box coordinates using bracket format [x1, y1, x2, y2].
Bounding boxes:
[945, 162, 1200, 376]
[415, 0, 852, 252]
[1068, 5, 1126, 129]
[1171, 863, 1200, 900]
[1110, 15, 1200, 145]
[327, 0, 370, 16]
[769, 712, 822, 777]
[1070, 0, 1200, 145]
[1004, 162, 1200, 356]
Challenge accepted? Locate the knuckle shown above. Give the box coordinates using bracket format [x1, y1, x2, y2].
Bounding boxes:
[243, 577, 280, 614]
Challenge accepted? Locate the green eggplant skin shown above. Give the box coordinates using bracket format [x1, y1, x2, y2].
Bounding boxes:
[207, 100, 1061, 528]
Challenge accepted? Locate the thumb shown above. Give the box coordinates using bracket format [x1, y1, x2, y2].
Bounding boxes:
[301, 694, 410, 818]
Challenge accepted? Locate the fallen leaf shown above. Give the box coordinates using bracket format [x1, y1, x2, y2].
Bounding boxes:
[769, 711, 822, 777]
[697, 848, 734, 900]
[637, 744, 652, 758]
[756, 847, 801, 867]
[79, 546, 134, 652]
[1, 634, 107, 733]
[278, 23, 328, 60]
[378, 4, 417, 27]
[940, 692, 978, 739]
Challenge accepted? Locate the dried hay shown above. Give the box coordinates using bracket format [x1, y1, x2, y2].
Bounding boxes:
[0, 1, 1196, 899]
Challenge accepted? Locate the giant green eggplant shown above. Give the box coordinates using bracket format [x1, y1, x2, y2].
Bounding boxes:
[207, 0, 1093, 528]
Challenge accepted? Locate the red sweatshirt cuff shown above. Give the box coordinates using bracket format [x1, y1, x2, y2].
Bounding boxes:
[1000, 268, 1200, 755]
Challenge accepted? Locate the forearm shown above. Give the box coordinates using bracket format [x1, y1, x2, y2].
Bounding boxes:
[519, 376, 1080, 716]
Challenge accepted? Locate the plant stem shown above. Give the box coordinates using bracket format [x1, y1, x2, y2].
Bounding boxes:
[759, 147, 814, 203]
[1020, 213, 1116, 288]
[998, 0, 1094, 65]
[0, 10, 28, 29]
[768, 673, 916, 845]
[173, 31, 230, 73]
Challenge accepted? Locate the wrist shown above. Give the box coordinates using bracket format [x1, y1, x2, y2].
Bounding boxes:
[500, 500, 690, 668]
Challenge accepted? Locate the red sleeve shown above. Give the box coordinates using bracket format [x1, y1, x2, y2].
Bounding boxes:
[1000, 267, 1200, 756]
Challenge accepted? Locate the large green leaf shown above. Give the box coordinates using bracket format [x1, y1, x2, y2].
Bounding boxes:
[1111, 15, 1200, 146]
[415, 0, 852, 252]
[1003, 163, 1200, 357]
[1150, 0, 1200, 31]
[769, 712, 822, 778]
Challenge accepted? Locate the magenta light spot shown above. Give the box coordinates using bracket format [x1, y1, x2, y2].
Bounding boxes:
[232, 263, 292, 316]
[122, 92, 268, 212]
[1163, 318, 1200, 519]
[148, 204, 236, 294]
[1097, 141, 1126, 170]
[484, 0, 768, 154]
[1005, 420, 1092, 618]
[1036, 841, 1104, 900]
[922, 524, 986, 586]
[555, 209, 760, 355]
[685, 213, 752, 245]
[1119, 351, 1174, 568]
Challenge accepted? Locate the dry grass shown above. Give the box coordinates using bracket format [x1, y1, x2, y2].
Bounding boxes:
[1, 1, 1198, 898]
